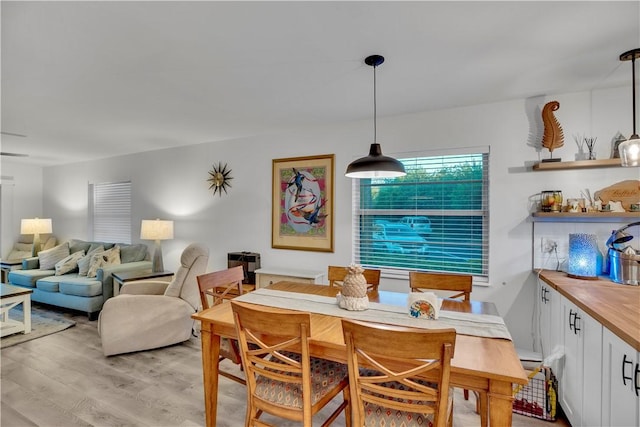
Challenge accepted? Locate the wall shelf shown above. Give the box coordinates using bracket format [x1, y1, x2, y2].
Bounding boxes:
[532, 158, 622, 171]
[531, 211, 639, 222]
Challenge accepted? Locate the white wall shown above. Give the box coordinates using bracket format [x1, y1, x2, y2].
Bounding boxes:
[0, 161, 45, 257]
[41, 86, 638, 351]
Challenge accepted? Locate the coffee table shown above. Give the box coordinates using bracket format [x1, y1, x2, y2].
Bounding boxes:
[0, 283, 33, 337]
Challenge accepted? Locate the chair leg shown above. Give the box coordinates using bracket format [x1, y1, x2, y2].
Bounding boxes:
[344, 386, 352, 427]
[464, 388, 470, 400]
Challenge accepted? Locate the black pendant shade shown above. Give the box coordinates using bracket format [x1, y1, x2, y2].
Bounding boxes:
[345, 143, 407, 178]
[345, 55, 406, 179]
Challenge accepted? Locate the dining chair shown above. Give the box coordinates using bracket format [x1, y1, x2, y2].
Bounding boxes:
[409, 271, 472, 300]
[198, 265, 255, 307]
[409, 271, 487, 427]
[230, 301, 351, 427]
[327, 265, 381, 292]
[197, 266, 250, 385]
[341, 318, 456, 427]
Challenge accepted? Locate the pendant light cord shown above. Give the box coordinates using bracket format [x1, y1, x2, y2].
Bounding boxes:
[632, 54, 637, 136]
[373, 62, 377, 144]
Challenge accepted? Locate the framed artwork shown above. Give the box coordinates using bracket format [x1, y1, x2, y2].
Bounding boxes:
[272, 154, 334, 252]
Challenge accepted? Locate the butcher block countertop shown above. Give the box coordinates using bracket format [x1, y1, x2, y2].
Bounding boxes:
[537, 269, 640, 352]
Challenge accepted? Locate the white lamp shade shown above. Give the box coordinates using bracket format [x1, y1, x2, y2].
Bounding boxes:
[140, 219, 174, 241]
[20, 218, 53, 235]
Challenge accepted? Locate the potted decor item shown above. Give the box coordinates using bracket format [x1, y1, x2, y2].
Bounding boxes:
[337, 264, 369, 311]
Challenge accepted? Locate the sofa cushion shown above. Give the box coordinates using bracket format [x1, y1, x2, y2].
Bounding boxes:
[69, 239, 92, 254]
[78, 246, 105, 276]
[38, 242, 70, 270]
[59, 277, 103, 297]
[55, 250, 86, 276]
[8, 269, 55, 288]
[120, 244, 148, 263]
[6, 244, 32, 261]
[87, 246, 121, 278]
[36, 277, 61, 292]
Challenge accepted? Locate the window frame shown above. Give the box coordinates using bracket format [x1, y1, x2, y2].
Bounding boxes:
[351, 146, 490, 283]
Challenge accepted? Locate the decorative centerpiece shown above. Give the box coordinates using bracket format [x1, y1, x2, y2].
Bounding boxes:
[336, 264, 369, 311]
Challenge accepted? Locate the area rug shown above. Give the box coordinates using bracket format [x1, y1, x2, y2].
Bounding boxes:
[1, 304, 76, 348]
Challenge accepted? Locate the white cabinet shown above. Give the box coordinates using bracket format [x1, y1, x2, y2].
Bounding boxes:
[254, 267, 325, 289]
[538, 281, 562, 375]
[602, 327, 640, 427]
[559, 297, 602, 427]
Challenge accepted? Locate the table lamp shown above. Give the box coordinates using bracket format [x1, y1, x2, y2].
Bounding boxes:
[140, 219, 174, 272]
[567, 233, 602, 280]
[20, 217, 53, 256]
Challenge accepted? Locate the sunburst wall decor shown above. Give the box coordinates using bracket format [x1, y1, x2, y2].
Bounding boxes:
[207, 162, 233, 197]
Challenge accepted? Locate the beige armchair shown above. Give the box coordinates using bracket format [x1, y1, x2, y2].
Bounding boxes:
[98, 243, 209, 356]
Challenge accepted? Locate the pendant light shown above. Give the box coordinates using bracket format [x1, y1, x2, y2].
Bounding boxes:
[618, 48, 640, 167]
[345, 55, 406, 178]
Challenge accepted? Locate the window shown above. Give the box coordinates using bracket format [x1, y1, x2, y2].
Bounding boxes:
[90, 181, 132, 243]
[352, 147, 489, 280]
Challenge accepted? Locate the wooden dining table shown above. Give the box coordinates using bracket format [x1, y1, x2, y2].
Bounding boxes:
[192, 281, 528, 426]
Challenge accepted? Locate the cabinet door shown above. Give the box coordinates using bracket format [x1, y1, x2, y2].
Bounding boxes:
[602, 327, 640, 427]
[560, 297, 602, 427]
[539, 283, 562, 375]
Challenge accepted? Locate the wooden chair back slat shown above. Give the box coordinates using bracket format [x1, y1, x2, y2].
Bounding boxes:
[409, 271, 472, 301]
[328, 265, 381, 292]
[197, 265, 245, 309]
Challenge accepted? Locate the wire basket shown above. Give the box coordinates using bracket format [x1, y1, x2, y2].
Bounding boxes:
[512, 366, 558, 421]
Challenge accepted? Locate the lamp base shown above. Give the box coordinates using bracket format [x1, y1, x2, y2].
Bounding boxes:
[566, 273, 599, 280]
[31, 233, 41, 257]
[151, 241, 164, 273]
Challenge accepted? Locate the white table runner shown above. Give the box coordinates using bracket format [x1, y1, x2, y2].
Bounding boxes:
[235, 288, 512, 340]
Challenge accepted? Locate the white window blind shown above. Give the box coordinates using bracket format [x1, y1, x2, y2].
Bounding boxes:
[90, 181, 132, 243]
[352, 147, 489, 280]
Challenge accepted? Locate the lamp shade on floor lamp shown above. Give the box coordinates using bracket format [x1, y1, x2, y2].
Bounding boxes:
[140, 219, 174, 273]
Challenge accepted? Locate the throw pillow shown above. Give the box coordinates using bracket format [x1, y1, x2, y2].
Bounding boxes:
[119, 243, 148, 263]
[54, 250, 85, 276]
[77, 245, 105, 276]
[38, 242, 70, 270]
[41, 236, 57, 251]
[69, 239, 92, 254]
[87, 245, 122, 278]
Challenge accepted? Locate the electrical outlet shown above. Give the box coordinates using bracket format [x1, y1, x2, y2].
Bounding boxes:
[541, 238, 558, 253]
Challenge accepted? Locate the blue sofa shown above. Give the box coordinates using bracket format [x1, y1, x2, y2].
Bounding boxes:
[8, 239, 152, 320]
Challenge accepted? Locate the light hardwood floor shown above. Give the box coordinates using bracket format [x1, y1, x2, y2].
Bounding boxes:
[1, 305, 569, 427]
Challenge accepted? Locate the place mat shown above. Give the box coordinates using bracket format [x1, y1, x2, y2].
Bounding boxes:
[236, 288, 512, 340]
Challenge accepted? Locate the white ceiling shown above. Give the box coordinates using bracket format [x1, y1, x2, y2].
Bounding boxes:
[2, 1, 639, 167]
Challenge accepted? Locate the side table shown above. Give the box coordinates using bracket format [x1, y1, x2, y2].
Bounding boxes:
[1, 260, 23, 284]
[112, 270, 174, 296]
[0, 283, 33, 337]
